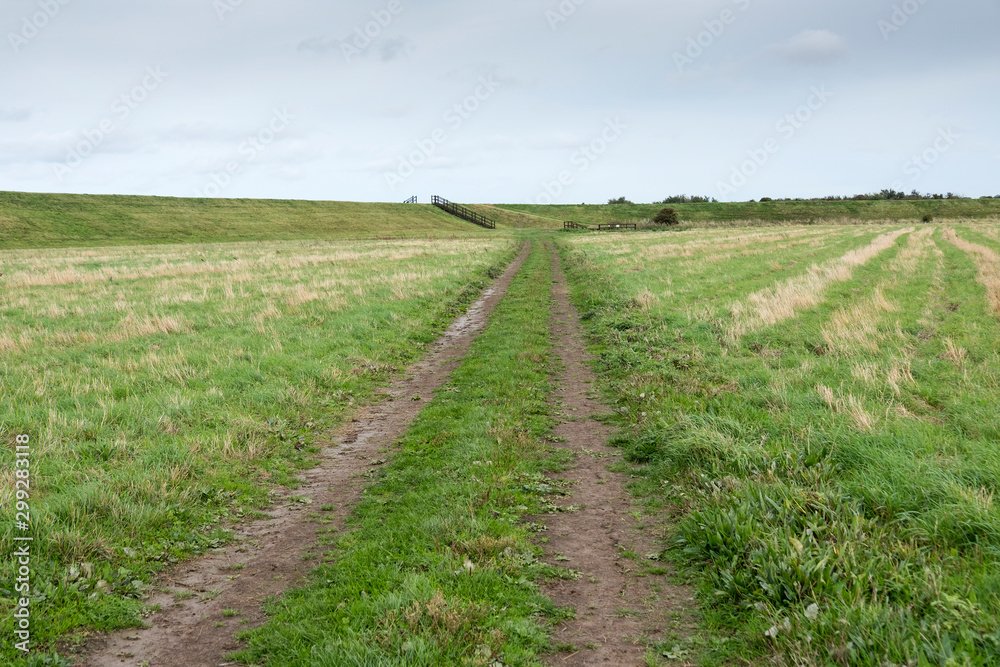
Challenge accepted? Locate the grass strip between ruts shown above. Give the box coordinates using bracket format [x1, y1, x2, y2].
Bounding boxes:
[237, 242, 577, 666]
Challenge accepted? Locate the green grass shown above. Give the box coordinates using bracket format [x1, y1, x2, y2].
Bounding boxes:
[0, 236, 518, 662]
[464, 204, 562, 229]
[236, 242, 574, 666]
[0, 192, 490, 249]
[558, 223, 1000, 665]
[500, 199, 1000, 227]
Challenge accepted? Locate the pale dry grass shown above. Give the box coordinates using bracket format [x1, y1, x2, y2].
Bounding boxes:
[943, 227, 1000, 314]
[0, 334, 18, 352]
[850, 358, 915, 398]
[822, 289, 898, 355]
[956, 485, 995, 513]
[1, 238, 509, 356]
[728, 228, 912, 340]
[941, 338, 968, 366]
[617, 228, 839, 264]
[817, 383, 875, 431]
[635, 288, 659, 312]
[820, 229, 936, 356]
[109, 313, 191, 343]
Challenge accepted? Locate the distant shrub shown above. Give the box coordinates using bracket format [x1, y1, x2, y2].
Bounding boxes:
[653, 207, 679, 226]
[760, 197, 773, 202]
[608, 197, 633, 205]
[922, 214, 934, 223]
[660, 195, 715, 204]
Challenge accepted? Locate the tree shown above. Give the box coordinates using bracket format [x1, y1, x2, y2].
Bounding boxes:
[653, 207, 679, 226]
[608, 197, 633, 205]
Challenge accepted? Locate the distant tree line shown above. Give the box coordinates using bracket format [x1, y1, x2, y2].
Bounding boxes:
[816, 190, 977, 201]
[607, 191, 1000, 205]
[608, 195, 718, 205]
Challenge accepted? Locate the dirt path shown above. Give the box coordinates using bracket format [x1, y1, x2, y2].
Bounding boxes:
[77, 243, 531, 667]
[540, 244, 695, 666]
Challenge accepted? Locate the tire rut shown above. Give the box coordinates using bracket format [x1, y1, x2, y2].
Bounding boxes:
[539, 243, 696, 666]
[76, 243, 531, 667]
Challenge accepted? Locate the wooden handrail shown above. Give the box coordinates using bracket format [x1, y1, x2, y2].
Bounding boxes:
[431, 196, 496, 230]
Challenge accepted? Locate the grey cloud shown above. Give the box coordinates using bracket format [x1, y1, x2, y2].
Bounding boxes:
[0, 107, 34, 122]
[767, 29, 849, 65]
[297, 36, 341, 54]
[0, 0, 995, 202]
[379, 37, 413, 62]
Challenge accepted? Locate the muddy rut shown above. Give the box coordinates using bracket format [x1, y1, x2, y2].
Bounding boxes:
[78, 244, 530, 667]
[539, 245, 694, 666]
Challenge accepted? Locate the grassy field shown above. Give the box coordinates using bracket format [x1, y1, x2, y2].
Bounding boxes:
[0, 192, 490, 249]
[559, 222, 1000, 665]
[7, 189, 1000, 664]
[0, 235, 517, 661]
[500, 199, 1000, 227]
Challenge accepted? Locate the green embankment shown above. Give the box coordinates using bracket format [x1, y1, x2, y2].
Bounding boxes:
[465, 204, 563, 229]
[0, 192, 488, 249]
[499, 199, 1000, 226]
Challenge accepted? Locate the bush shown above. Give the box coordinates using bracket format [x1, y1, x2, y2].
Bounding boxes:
[922, 214, 934, 223]
[608, 197, 633, 205]
[653, 207, 679, 226]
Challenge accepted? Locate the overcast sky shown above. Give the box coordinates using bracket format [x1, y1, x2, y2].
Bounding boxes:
[1, 0, 997, 204]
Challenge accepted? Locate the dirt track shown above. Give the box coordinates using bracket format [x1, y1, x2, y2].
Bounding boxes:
[78, 244, 530, 667]
[77, 239, 694, 666]
[539, 245, 695, 666]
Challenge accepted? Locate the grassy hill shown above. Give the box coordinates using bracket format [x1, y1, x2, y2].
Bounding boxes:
[0, 192, 489, 249]
[497, 198, 1000, 226]
[464, 204, 563, 229]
